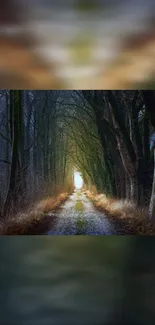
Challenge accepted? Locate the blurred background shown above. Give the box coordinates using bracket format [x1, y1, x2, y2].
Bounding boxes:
[0, 0, 155, 89]
[1, 237, 155, 325]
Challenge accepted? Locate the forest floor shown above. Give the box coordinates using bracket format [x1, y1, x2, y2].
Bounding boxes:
[47, 190, 117, 235]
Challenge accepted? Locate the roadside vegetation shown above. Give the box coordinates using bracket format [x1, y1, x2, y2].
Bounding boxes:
[0, 192, 69, 235]
[85, 189, 155, 235]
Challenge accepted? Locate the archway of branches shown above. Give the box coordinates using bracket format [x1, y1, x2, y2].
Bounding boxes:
[0, 90, 155, 218]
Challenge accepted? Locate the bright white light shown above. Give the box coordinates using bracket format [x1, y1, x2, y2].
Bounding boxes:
[74, 171, 83, 189]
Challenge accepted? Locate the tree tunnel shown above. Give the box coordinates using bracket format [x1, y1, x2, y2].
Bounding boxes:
[0, 90, 155, 219]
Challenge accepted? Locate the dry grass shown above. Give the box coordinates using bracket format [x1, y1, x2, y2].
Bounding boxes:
[0, 192, 69, 235]
[35, 193, 68, 214]
[85, 190, 155, 235]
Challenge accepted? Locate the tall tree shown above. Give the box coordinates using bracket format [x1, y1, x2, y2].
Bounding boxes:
[3, 90, 23, 216]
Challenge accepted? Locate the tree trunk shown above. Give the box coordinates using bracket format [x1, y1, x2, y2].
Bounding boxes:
[2, 91, 22, 216]
[95, 110, 117, 196]
[108, 100, 138, 202]
[149, 149, 155, 221]
[142, 91, 155, 129]
[130, 176, 138, 203]
[125, 174, 131, 200]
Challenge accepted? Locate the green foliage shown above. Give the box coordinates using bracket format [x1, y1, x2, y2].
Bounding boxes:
[75, 199, 84, 212]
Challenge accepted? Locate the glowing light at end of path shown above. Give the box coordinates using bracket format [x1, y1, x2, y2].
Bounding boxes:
[74, 171, 83, 189]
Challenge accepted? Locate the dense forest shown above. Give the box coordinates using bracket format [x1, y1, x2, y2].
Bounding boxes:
[0, 90, 155, 232]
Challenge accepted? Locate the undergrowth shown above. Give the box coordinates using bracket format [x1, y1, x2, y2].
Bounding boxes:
[85, 190, 155, 235]
[0, 192, 69, 235]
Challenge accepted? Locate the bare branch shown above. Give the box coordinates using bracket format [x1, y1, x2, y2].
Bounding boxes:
[0, 159, 11, 164]
[0, 131, 11, 144]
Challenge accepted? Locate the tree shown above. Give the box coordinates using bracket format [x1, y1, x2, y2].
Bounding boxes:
[142, 91, 155, 220]
[3, 90, 23, 216]
[142, 91, 155, 129]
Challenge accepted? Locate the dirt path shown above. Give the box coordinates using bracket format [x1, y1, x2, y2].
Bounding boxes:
[47, 190, 116, 235]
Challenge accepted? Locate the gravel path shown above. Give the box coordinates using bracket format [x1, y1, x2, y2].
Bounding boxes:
[47, 190, 116, 235]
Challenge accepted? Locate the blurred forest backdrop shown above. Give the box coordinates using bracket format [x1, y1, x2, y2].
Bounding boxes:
[0, 90, 155, 224]
[0, 0, 155, 88]
[1, 236, 155, 325]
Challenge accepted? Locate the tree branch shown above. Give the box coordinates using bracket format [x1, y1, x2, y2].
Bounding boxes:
[0, 159, 11, 164]
[0, 131, 11, 144]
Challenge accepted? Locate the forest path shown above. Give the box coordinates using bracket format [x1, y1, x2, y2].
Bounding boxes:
[47, 190, 116, 235]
